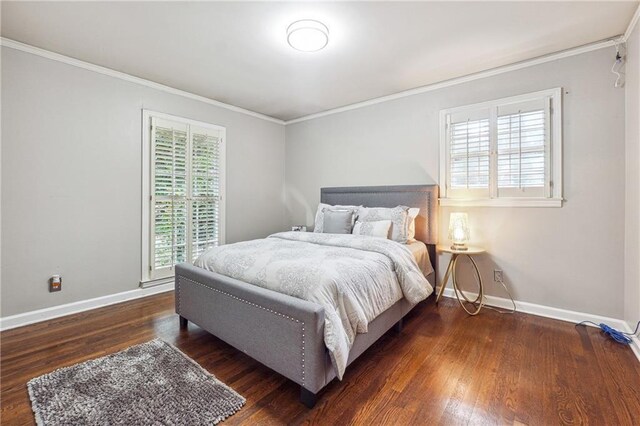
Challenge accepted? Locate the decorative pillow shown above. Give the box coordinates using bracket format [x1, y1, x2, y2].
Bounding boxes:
[313, 203, 359, 233]
[407, 208, 420, 243]
[352, 220, 392, 239]
[357, 206, 410, 243]
[322, 210, 355, 234]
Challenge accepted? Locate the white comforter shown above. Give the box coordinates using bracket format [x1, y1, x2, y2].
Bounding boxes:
[194, 231, 433, 378]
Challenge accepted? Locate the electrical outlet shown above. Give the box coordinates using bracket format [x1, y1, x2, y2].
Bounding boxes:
[494, 269, 503, 282]
[49, 275, 62, 292]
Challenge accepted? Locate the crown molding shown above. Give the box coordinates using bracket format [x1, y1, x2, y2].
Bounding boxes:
[623, 4, 640, 42]
[285, 36, 621, 125]
[0, 37, 285, 125]
[1, 29, 631, 129]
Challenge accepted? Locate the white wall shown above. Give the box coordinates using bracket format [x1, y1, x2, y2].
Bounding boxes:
[1, 47, 286, 317]
[285, 47, 626, 319]
[625, 20, 640, 328]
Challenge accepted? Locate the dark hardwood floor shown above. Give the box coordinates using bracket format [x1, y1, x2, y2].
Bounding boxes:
[2, 292, 639, 425]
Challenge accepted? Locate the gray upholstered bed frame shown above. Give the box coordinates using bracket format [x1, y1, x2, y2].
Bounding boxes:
[175, 184, 438, 407]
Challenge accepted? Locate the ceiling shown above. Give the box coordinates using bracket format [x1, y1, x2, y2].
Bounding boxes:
[2, 1, 638, 121]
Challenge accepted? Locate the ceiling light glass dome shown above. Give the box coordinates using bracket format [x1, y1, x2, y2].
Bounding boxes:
[287, 20, 329, 52]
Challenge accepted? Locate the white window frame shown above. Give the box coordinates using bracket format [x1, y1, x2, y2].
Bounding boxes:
[141, 110, 226, 286]
[439, 88, 563, 208]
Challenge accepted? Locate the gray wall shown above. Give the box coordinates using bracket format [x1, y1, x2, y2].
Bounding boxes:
[285, 47, 626, 319]
[1, 47, 286, 317]
[625, 22, 640, 328]
[1, 41, 633, 322]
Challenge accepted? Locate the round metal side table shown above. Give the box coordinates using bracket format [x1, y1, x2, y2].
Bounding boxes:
[435, 246, 486, 315]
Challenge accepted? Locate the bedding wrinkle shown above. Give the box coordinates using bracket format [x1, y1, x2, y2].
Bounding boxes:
[194, 232, 433, 379]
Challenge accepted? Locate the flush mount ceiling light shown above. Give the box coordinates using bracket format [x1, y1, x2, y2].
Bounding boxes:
[287, 20, 329, 52]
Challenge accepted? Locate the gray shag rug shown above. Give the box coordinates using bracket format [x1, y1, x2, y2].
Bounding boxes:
[28, 339, 245, 425]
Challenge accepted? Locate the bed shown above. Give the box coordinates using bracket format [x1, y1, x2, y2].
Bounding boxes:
[175, 184, 438, 407]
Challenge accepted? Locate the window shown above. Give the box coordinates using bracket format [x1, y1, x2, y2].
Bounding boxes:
[439, 88, 562, 207]
[141, 111, 226, 284]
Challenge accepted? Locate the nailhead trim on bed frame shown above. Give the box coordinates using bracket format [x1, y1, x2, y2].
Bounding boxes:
[177, 276, 307, 386]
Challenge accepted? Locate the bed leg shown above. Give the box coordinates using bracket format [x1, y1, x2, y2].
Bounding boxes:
[300, 387, 317, 408]
[394, 318, 403, 333]
[179, 316, 188, 329]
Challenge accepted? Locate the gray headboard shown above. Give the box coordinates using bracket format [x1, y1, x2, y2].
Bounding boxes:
[320, 185, 439, 273]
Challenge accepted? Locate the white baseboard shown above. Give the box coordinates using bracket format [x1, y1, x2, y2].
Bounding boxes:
[2, 282, 637, 363]
[440, 287, 640, 363]
[629, 335, 640, 361]
[0, 283, 175, 331]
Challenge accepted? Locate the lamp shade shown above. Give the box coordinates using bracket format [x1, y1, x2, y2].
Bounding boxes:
[448, 212, 470, 250]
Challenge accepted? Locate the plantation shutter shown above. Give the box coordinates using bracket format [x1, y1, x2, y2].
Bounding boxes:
[149, 117, 224, 279]
[440, 88, 561, 205]
[190, 126, 223, 261]
[496, 98, 550, 198]
[446, 109, 491, 198]
[151, 117, 188, 277]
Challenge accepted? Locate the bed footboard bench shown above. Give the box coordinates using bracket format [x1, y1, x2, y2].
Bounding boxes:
[175, 263, 327, 406]
[176, 263, 428, 407]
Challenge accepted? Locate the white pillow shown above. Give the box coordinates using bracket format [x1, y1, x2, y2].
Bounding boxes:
[357, 206, 410, 243]
[352, 220, 392, 239]
[407, 208, 420, 243]
[313, 203, 359, 233]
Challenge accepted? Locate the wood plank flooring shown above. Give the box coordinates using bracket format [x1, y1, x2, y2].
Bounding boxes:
[2, 292, 639, 425]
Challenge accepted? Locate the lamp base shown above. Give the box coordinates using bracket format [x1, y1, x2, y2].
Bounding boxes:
[450, 243, 468, 251]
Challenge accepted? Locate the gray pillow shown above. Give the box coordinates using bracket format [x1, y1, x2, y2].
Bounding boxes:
[322, 209, 354, 234]
[313, 203, 359, 233]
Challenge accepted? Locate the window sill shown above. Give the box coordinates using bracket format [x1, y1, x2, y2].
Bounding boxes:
[439, 197, 563, 208]
[139, 276, 175, 289]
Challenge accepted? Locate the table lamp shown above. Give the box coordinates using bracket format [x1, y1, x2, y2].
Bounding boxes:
[448, 212, 470, 251]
